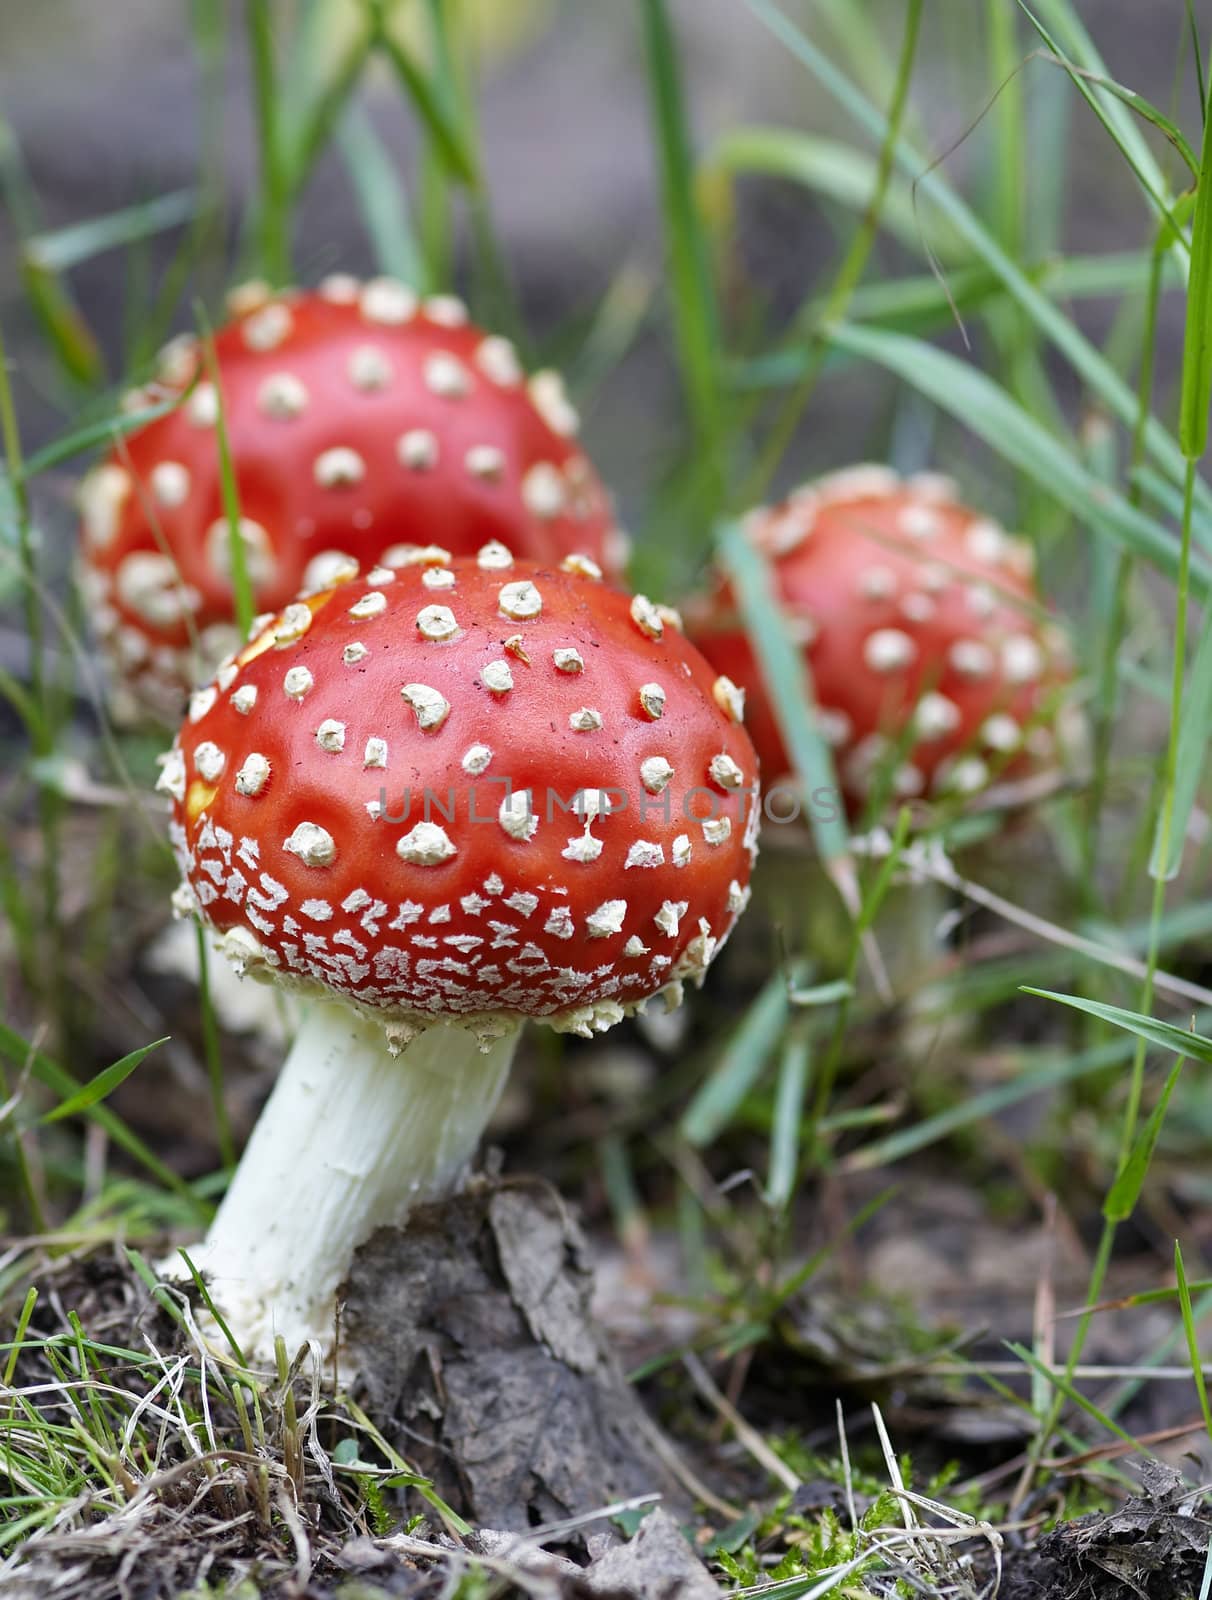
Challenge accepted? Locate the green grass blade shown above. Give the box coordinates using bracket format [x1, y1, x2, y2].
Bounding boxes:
[123, 1246, 193, 1334]
[1150, 587, 1212, 883]
[807, 0, 894, 102]
[1096, 1278, 1212, 1312]
[1084, 224, 1167, 889]
[0, 662, 39, 732]
[1148, 453, 1198, 887]
[417, 129, 454, 292]
[681, 969, 790, 1146]
[563, 261, 656, 400]
[741, 0, 1208, 516]
[1103, 1056, 1184, 1222]
[287, 23, 374, 195]
[706, 130, 964, 260]
[25, 190, 197, 273]
[1135, 464, 1212, 541]
[409, 0, 467, 291]
[638, 0, 725, 492]
[373, 25, 479, 187]
[1026, 59, 1071, 256]
[734, 251, 1183, 389]
[337, 109, 425, 287]
[598, 1133, 644, 1254]
[199, 319, 255, 638]
[771, 1185, 897, 1306]
[246, 0, 291, 282]
[828, 321, 1208, 582]
[1016, 17, 1199, 194]
[280, 0, 341, 129]
[765, 1028, 812, 1210]
[1035, 457, 1202, 1465]
[0, 1022, 200, 1206]
[3, 1288, 38, 1386]
[39, 1039, 168, 1126]
[177, 1247, 248, 1368]
[1189, 1, 1206, 118]
[1023, 988, 1212, 1064]
[848, 1008, 1212, 1172]
[342, 1397, 472, 1536]
[788, 978, 854, 1007]
[716, 519, 849, 864]
[0, 116, 104, 387]
[20, 393, 183, 482]
[1068, 71, 1199, 180]
[744, 0, 923, 502]
[1019, 0, 1185, 217]
[1175, 1242, 1212, 1444]
[1181, 73, 1212, 459]
[0, 317, 48, 760]
[803, 807, 909, 1140]
[18, 266, 104, 389]
[1006, 1340, 1138, 1446]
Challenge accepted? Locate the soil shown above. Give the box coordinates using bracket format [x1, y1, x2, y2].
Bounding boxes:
[1034, 1460, 1212, 1600]
[5, 1188, 1212, 1599]
[0, 1186, 727, 1599]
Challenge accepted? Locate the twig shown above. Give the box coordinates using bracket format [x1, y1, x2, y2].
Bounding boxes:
[683, 1351, 800, 1494]
[853, 830, 1212, 1009]
[629, 1405, 742, 1522]
[836, 1400, 858, 1533]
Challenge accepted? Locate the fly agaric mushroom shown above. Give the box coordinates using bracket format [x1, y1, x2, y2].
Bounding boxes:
[159, 548, 758, 1354]
[79, 277, 626, 722]
[688, 465, 1075, 811]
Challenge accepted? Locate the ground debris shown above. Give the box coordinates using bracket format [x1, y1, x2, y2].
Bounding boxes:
[1036, 1459, 1212, 1599]
[341, 1177, 689, 1534]
[325, 1535, 460, 1596]
[343, 1511, 719, 1600]
[770, 1285, 1030, 1448]
[580, 1510, 722, 1598]
[0, 1192, 711, 1599]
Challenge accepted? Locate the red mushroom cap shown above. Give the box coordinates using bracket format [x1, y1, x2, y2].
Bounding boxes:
[688, 465, 1076, 811]
[160, 550, 758, 1042]
[80, 277, 627, 720]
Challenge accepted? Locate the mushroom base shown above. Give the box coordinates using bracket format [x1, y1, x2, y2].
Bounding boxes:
[342, 1177, 687, 1530]
[174, 1001, 520, 1360]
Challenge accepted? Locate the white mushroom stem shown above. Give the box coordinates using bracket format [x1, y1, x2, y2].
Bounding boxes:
[176, 1001, 519, 1360]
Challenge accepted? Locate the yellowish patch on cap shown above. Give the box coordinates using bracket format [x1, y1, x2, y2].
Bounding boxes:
[186, 779, 218, 824]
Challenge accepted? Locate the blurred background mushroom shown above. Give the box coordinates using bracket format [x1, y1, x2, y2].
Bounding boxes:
[687, 464, 1081, 817]
[78, 278, 624, 722]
